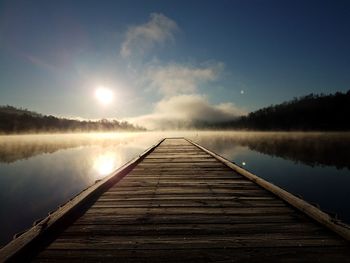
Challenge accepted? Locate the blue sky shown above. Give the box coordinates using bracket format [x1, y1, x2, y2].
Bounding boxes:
[0, 0, 349, 127]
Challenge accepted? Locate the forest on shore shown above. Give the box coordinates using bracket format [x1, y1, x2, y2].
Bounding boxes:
[0, 106, 145, 134]
[193, 90, 350, 131]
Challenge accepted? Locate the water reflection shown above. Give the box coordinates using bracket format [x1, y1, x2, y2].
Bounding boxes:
[93, 152, 119, 177]
[1, 132, 349, 170]
[0, 133, 156, 164]
[190, 132, 350, 170]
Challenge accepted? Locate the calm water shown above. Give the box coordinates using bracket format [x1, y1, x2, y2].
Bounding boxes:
[0, 131, 349, 246]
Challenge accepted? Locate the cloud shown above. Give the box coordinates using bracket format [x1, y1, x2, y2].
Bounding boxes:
[146, 62, 223, 96]
[128, 94, 246, 129]
[120, 13, 243, 130]
[121, 13, 178, 58]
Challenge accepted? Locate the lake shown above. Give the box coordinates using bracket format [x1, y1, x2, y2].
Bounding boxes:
[0, 131, 349, 247]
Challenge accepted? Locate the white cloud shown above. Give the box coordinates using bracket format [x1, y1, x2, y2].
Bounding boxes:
[146, 63, 222, 96]
[120, 14, 243, 130]
[128, 94, 246, 129]
[121, 13, 178, 58]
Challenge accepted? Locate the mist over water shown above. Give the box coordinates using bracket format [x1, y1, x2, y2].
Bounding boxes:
[0, 131, 349, 247]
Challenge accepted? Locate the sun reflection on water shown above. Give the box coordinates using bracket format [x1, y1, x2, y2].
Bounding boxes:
[93, 152, 118, 176]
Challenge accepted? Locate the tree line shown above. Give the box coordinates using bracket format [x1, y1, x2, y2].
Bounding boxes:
[191, 90, 350, 131]
[234, 90, 350, 130]
[0, 106, 145, 134]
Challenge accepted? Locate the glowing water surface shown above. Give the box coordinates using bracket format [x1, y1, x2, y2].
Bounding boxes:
[0, 131, 349, 246]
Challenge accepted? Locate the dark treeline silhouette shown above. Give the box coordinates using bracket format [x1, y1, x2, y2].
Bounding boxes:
[189, 90, 350, 131]
[0, 106, 145, 134]
[233, 90, 350, 130]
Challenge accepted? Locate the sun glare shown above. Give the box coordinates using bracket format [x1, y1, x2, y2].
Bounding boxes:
[95, 86, 114, 105]
[93, 152, 117, 176]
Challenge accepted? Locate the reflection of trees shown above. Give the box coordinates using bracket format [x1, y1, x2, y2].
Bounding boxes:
[193, 132, 350, 170]
[0, 135, 126, 163]
[1, 132, 350, 170]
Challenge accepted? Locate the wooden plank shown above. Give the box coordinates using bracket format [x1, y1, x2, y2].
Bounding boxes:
[82, 207, 294, 216]
[95, 195, 278, 204]
[61, 222, 329, 236]
[113, 179, 255, 184]
[135, 165, 227, 168]
[106, 183, 262, 189]
[44, 236, 346, 250]
[144, 156, 213, 159]
[125, 175, 236, 179]
[111, 185, 262, 191]
[33, 247, 350, 263]
[141, 160, 220, 163]
[90, 203, 286, 209]
[74, 214, 310, 225]
[110, 183, 262, 188]
[100, 192, 274, 198]
[92, 198, 285, 205]
[100, 188, 271, 195]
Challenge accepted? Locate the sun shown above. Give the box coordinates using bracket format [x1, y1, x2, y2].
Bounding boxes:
[95, 86, 114, 105]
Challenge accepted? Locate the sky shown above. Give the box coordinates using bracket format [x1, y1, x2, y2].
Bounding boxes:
[0, 0, 349, 128]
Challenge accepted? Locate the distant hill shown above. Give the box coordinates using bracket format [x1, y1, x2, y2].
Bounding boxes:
[0, 106, 145, 134]
[181, 90, 350, 131]
[232, 90, 350, 131]
[0, 105, 42, 117]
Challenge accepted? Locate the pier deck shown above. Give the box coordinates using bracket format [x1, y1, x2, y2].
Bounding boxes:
[1, 138, 350, 262]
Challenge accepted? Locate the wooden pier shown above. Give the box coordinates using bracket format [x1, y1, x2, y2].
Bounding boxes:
[1, 138, 350, 262]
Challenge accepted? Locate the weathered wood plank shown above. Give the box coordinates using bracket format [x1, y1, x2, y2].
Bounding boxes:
[33, 247, 350, 263]
[100, 193, 274, 199]
[96, 196, 279, 203]
[126, 174, 242, 178]
[113, 179, 255, 185]
[74, 214, 310, 225]
[100, 189, 272, 196]
[111, 184, 253, 189]
[82, 207, 294, 216]
[61, 222, 329, 236]
[44, 236, 347, 250]
[91, 200, 286, 208]
[144, 156, 214, 159]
